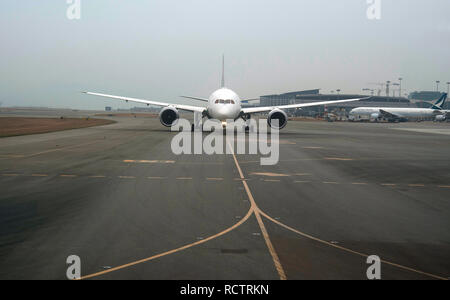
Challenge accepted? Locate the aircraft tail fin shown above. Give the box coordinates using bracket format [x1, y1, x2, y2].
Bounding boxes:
[221, 54, 225, 88]
[432, 93, 447, 109]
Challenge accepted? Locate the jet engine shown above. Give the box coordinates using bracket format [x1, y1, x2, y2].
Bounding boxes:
[159, 107, 179, 127]
[267, 109, 288, 129]
[370, 113, 380, 122]
[435, 114, 447, 122]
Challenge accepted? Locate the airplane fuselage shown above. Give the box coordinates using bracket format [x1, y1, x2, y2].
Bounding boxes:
[350, 107, 443, 120]
[207, 88, 242, 121]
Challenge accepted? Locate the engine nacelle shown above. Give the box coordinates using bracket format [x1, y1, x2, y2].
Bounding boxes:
[369, 113, 380, 122]
[159, 107, 179, 127]
[267, 109, 288, 129]
[435, 114, 447, 122]
[370, 113, 380, 120]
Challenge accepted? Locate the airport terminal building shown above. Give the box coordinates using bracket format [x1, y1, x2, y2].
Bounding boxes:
[261, 89, 413, 108]
[258, 89, 446, 117]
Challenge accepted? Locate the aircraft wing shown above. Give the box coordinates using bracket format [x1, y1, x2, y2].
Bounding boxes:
[180, 96, 209, 102]
[379, 109, 402, 119]
[241, 97, 369, 114]
[84, 92, 206, 113]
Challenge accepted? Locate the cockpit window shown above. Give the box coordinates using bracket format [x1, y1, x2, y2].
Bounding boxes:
[215, 99, 235, 104]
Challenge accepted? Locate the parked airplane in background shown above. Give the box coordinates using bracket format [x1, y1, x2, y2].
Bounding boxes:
[349, 93, 448, 122]
[84, 56, 367, 130]
[435, 96, 450, 122]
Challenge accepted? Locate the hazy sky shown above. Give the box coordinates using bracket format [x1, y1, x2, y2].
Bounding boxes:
[1, 0, 449, 110]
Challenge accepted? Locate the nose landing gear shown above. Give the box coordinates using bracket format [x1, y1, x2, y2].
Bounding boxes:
[237, 112, 255, 133]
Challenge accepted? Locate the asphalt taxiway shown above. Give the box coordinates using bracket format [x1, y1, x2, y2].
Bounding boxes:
[0, 114, 449, 280]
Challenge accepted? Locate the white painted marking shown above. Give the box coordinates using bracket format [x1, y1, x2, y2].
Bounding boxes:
[393, 128, 450, 136]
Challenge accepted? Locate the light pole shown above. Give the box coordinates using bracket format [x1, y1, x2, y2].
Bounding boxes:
[392, 83, 400, 97]
[386, 81, 391, 96]
[398, 77, 403, 98]
[363, 88, 374, 96]
[436, 81, 440, 92]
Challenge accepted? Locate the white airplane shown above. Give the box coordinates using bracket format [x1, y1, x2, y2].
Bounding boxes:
[349, 93, 448, 122]
[84, 56, 367, 130]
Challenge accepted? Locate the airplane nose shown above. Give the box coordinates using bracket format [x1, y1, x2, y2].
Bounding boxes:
[210, 106, 230, 120]
[209, 102, 240, 120]
[216, 110, 229, 119]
